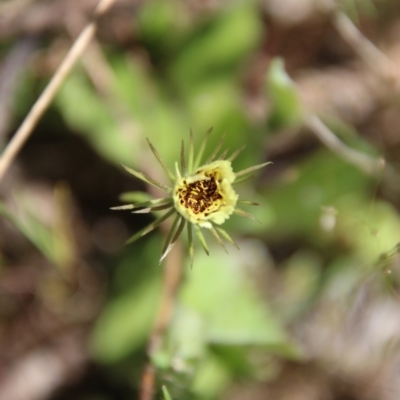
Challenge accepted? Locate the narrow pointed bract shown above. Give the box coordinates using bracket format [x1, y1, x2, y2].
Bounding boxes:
[121, 164, 172, 193]
[194, 127, 213, 170]
[233, 161, 273, 185]
[131, 203, 174, 214]
[217, 148, 229, 160]
[159, 214, 181, 263]
[227, 144, 246, 162]
[110, 198, 172, 211]
[125, 209, 175, 244]
[146, 138, 175, 182]
[195, 226, 209, 256]
[210, 226, 228, 254]
[235, 161, 272, 178]
[238, 200, 261, 206]
[188, 129, 194, 175]
[205, 132, 226, 164]
[112, 129, 270, 265]
[234, 208, 261, 224]
[216, 227, 240, 249]
[181, 140, 187, 177]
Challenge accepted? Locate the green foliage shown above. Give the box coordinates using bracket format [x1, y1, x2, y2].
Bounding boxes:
[91, 271, 161, 362]
[148, 245, 297, 399]
[91, 237, 164, 362]
[162, 385, 173, 400]
[180, 250, 287, 346]
[4, 1, 395, 399]
[266, 58, 304, 130]
[169, 3, 263, 89]
[0, 194, 72, 269]
[262, 149, 370, 239]
[56, 70, 139, 165]
[137, 1, 180, 47]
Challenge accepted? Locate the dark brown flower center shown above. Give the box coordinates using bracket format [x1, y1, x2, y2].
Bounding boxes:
[176, 175, 222, 215]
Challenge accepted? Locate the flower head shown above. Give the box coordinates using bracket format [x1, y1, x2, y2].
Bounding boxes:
[112, 129, 270, 266]
[173, 160, 238, 228]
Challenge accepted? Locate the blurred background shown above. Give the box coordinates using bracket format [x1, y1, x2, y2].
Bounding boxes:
[1, 0, 400, 399]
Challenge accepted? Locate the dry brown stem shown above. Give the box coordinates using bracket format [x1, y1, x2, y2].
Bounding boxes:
[139, 242, 184, 400]
[305, 114, 385, 176]
[299, 8, 396, 176]
[0, 0, 117, 183]
[333, 11, 400, 91]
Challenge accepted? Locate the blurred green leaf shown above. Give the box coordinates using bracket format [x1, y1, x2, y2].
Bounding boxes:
[0, 201, 62, 267]
[170, 4, 263, 89]
[162, 385, 173, 400]
[225, 187, 275, 236]
[180, 246, 288, 346]
[91, 264, 162, 363]
[138, 0, 177, 43]
[336, 196, 400, 265]
[186, 78, 247, 135]
[56, 70, 139, 165]
[277, 250, 323, 321]
[111, 55, 188, 167]
[266, 58, 304, 130]
[191, 352, 232, 399]
[168, 306, 207, 361]
[137, 0, 187, 52]
[263, 148, 370, 240]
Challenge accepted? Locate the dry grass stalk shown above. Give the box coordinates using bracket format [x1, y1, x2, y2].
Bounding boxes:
[0, 0, 117, 182]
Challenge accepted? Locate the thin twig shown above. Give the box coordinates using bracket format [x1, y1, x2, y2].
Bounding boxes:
[134, 140, 185, 400]
[305, 113, 385, 176]
[302, 8, 395, 177]
[278, 8, 389, 178]
[139, 241, 183, 400]
[333, 11, 399, 89]
[0, 0, 117, 182]
[64, 13, 116, 97]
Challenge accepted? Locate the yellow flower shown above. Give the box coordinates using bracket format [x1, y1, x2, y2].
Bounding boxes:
[112, 129, 270, 266]
[173, 160, 238, 228]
